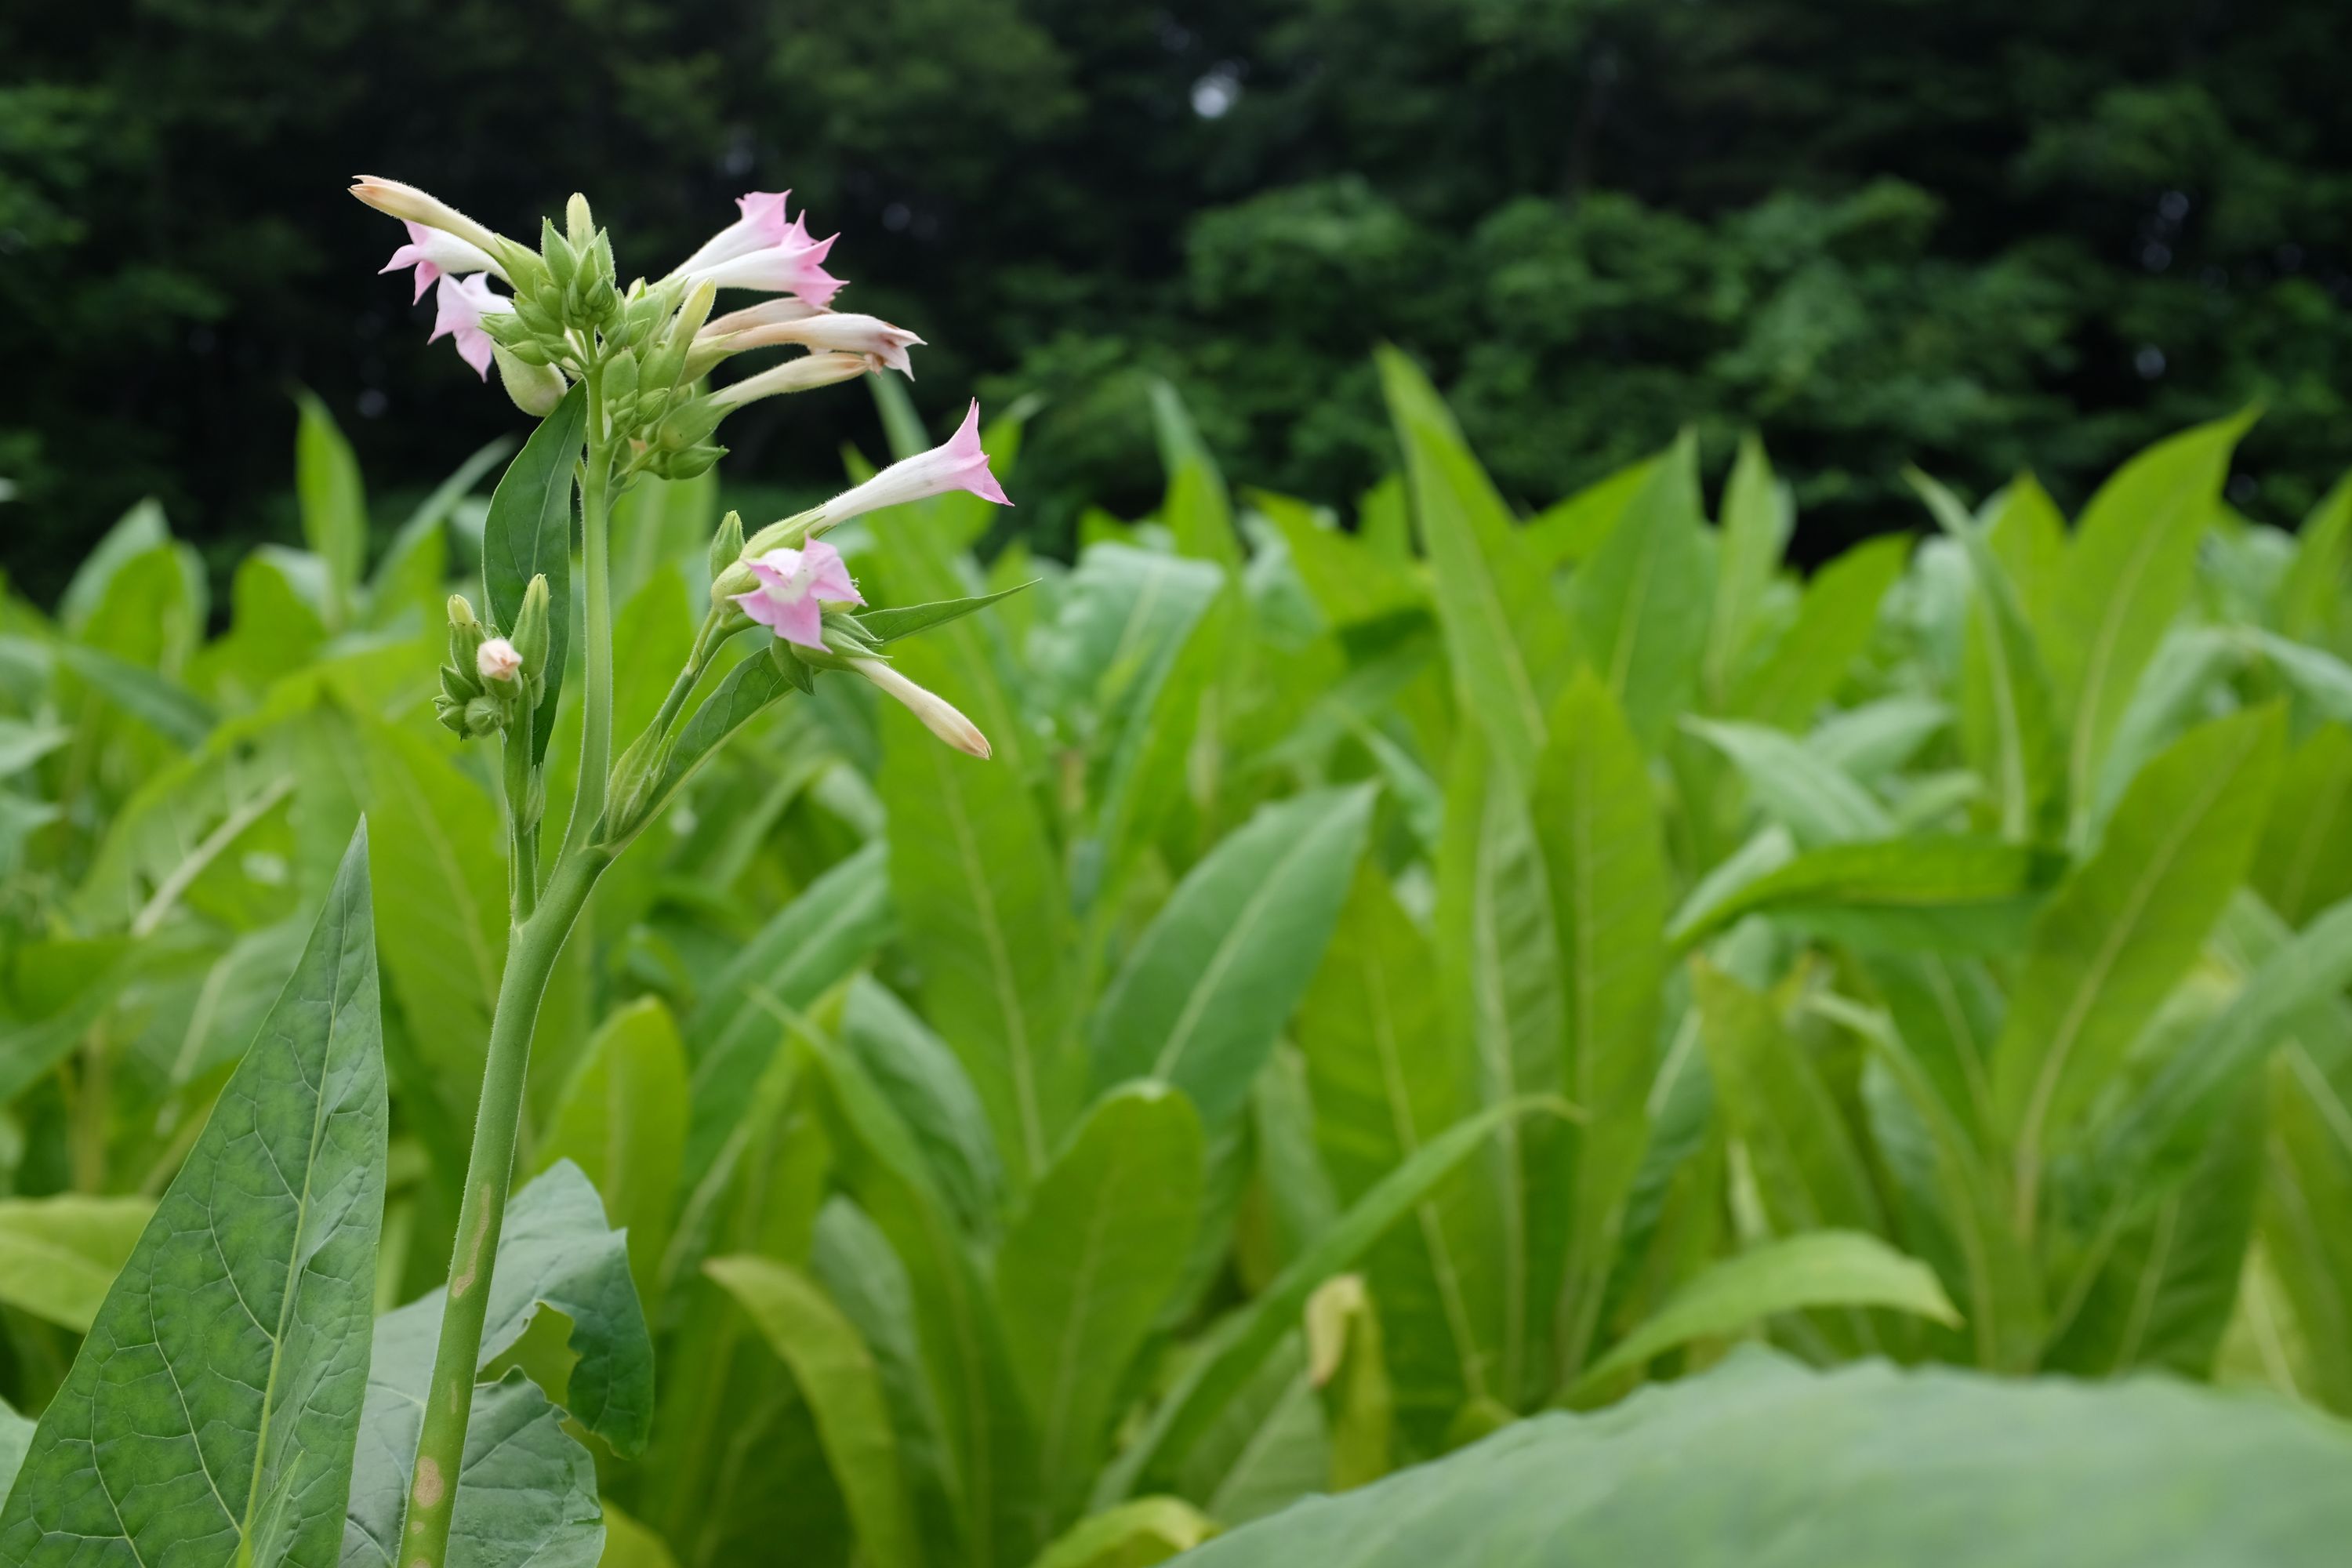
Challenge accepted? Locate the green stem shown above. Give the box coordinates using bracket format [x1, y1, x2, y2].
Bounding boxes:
[399, 844, 605, 1568]
[565, 367, 616, 856]
[503, 715, 539, 922]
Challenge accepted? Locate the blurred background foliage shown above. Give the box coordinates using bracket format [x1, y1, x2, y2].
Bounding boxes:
[5, 0, 2350, 603]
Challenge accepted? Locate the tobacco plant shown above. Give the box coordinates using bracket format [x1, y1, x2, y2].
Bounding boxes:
[5, 175, 2352, 1568]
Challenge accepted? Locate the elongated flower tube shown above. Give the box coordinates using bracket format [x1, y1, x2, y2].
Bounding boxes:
[853, 656, 991, 758]
[729, 539, 863, 648]
[817, 398, 1010, 525]
[706, 351, 869, 408]
[382, 220, 506, 303]
[701, 297, 822, 338]
[672, 190, 796, 277]
[351, 176, 515, 264]
[685, 229, 845, 307]
[702, 313, 923, 378]
[430, 274, 511, 378]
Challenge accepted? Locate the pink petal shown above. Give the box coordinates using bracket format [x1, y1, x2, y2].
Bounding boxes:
[801, 541, 865, 604]
[453, 325, 494, 379]
[947, 402, 1011, 506]
[774, 593, 826, 648]
[746, 551, 800, 591]
[731, 586, 786, 631]
[736, 191, 793, 245]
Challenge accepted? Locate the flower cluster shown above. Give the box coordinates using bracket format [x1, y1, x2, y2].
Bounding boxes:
[358, 177, 1013, 762]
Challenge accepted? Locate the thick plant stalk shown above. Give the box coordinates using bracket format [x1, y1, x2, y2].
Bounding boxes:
[568, 372, 617, 858]
[400, 846, 606, 1567]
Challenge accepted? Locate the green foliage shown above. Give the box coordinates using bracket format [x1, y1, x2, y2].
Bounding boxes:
[5, 372, 2352, 1563]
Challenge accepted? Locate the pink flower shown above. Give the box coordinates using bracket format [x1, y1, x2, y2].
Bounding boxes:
[476, 637, 522, 682]
[673, 191, 797, 276]
[729, 539, 864, 648]
[710, 312, 923, 378]
[854, 656, 990, 758]
[430, 274, 512, 379]
[818, 400, 1010, 526]
[381, 220, 504, 303]
[688, 232, 846, 307]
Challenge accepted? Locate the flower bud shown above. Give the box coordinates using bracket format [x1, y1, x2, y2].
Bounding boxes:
[350, 176, 521, 270]
[852, 655, 990, 759]
[492, 346, 569, 416]
[477, 637, 524, 684]
[510, 574, 553, 679]
[446, 593, 486, 672]
[707, 510, 745, 587]
[566, 193, 595, 254]
[463, 695, 505, 739]
[707, 351, 869, 410]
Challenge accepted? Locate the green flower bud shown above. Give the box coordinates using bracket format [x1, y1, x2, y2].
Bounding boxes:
[650, 441, 725, 481]
[463, 694, 505, 738]
[565, 193, 595, 254]
[540, 216, 579, 291]
[707, 510, 745, 586]
[434, 695, 469, 736]
[603, 350, 639, 408]
[494, 346, 570, 417]
[445, 593, 487, 679]
[511, 573, 553, 678]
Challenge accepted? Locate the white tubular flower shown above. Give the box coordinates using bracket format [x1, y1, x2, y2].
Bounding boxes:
[707, 351, 870, 409]
[700, 297, 822, 338]
[672, 191, 794, 278]
[350, 176, 513, 262]
[707, 313, 923, 379]
[852, 656, 991, 759]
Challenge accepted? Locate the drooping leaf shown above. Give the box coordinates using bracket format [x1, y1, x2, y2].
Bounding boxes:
[0, 826, 386, 1567]
[481, 381, 587, 762]
[996, 1084, 1203, 1512]
[1091, 785, 1376, 1130]
[1177, 1348, 2352, 1567]
[1577, 1231, 1958, 1392]
[706, 1255, 924, 1568]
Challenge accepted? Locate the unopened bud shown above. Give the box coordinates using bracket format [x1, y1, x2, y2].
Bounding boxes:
[707, 510, 745, 586]
[463, 695, 504, 738]
[852, 655, 990, 759]
[511, 575, 552, 677]
[565, 193, 595, 253]
[477, 637, 523, 684]
[492, 345, 568, 416]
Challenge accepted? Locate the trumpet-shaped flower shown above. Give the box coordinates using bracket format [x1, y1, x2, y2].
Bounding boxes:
[382, 221, 505, 303]
[673, 191, 797, 277]
[853, 657, 990, 758]
[476, 637, 522, 682]
[708, 313, 923, 378]
[681, 196, 845, 307]
[430, 274, 512, 379]
[707, 351, 871, 408]
[818, 400, 1009, 526]
[729, 539, 864, 648]
[350, 176, 511, 262]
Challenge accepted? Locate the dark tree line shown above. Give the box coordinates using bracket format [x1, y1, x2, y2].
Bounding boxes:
[4, 0, 2348, 600]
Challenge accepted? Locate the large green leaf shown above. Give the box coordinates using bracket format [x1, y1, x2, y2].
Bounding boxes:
[1531, 673, 1671, 1384]
[1296, 867, 1501, 1449]
[1577, 1231, 1958, 1391]
[2045, 412, 2252, 822]
[344, 1163, 652, 1566]
[1097, 1098, 1563, 1505]
[1730, 535, 1907, 732]
[1091, 785, 1376, 1130]
[843, 977, 1005, 1237]
[0, 826, 385, 1567]
[0, 1195, 154, 1332]
[880, 687, 1079, 1186]
[2252, 724, 2352, 927]
[1377, 348, 1568, 784]
[1176, 1348, 2352, 1566]
[1703, 434, 1792, 708]
[1570, 433, 1711, 750]
[1685, 717, 1891, 846]
[1992, 707, 2282, 1219]
[706, 1255, 924, 1568]
[481, 382, 587, 762]
[1670, 836, 2060, 953]
[996, 1084, 1203, 1513]
[537, 997, 689, 1304]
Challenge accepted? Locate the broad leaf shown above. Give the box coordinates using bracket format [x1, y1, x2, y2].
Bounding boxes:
[996, 1084, 1203, 1512]
[706, 1255, 924, 1568]
[1577, 1231, 1958, 1391]
[1729, 535, 1907, 732]
[1091, 785, 1376, 1130]
[537, 997, 689, 1304]
[1178, 1348, 2352, 1567]
[1570, 433, 1710, 750]
[1685, 717, 1891, 846]
[0, 826, 385, 1567]
[1670, 836, 2060, 953]
[1032, 1497, 1213, 1568]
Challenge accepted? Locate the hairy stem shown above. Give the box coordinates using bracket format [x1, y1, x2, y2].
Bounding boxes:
[566, 367, 616, 856]
[400, 844, 606, 1568]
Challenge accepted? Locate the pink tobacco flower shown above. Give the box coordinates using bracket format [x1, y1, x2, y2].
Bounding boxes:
[673, 191, 797, 276]
[729, 539, 865, 648]
[476, 637, 522, 682]
[710, 313, 923, 378]
[818, 400, 1010, 526]
[430, 274, 513, 379]
[854, 657, 991, 758]
[381, 221, 504, 303]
